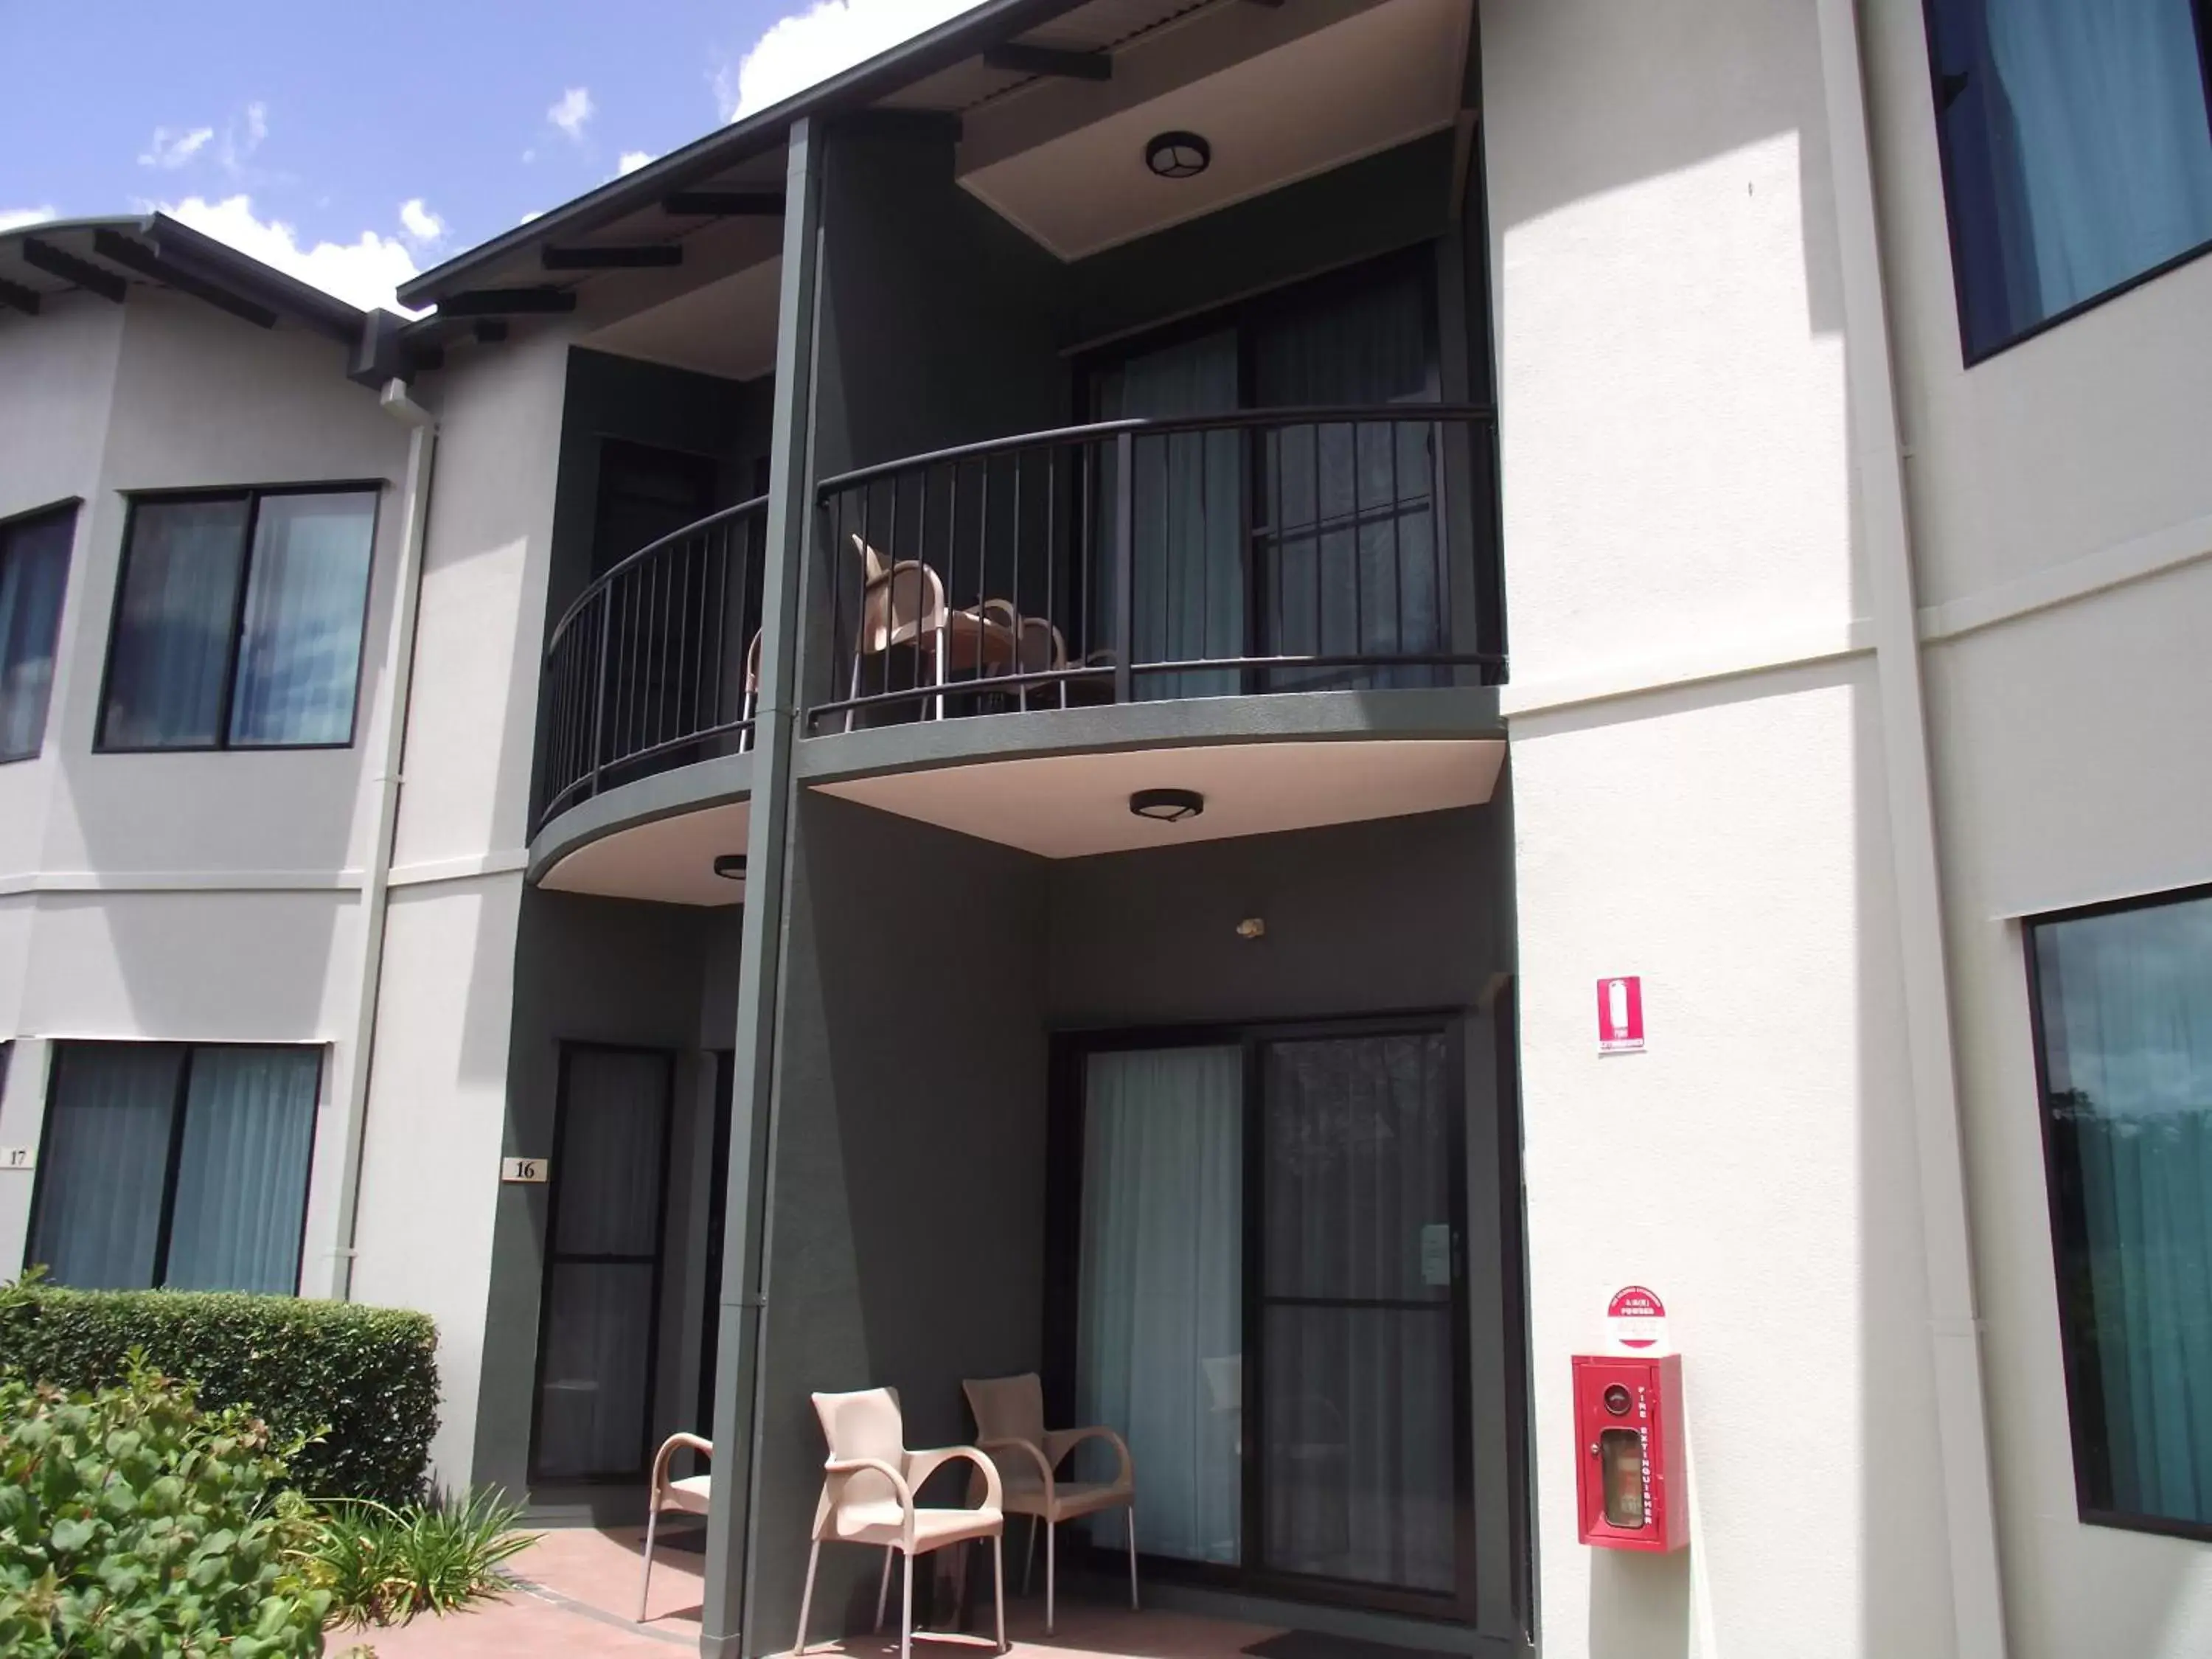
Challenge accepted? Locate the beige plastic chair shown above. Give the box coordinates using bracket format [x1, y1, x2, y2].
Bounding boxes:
[796, 1387, 1006, 1659]
[963, 1372, 1135, 1635]
[638, 1432, 712, 1622]
[847, 535, 1015, 726]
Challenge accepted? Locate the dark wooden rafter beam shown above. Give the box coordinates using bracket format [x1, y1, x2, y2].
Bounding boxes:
[541, 244, 684, 271]
[434, 286, 578, 318]
[0, 276, 38, 316]
[19, 237, 126, 302]
[91, 230, 276, 329]
[983, 42, 1112, 79]
[661, 190, 785, 218]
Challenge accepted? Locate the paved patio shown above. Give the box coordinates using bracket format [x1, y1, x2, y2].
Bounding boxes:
[348, 1524, 1279, 1659]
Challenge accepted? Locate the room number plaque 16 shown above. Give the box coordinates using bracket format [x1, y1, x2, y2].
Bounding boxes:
[500, 1156, 549, 1183]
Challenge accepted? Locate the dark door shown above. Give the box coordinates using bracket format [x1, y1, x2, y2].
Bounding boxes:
[530, 1045, 675, 1483]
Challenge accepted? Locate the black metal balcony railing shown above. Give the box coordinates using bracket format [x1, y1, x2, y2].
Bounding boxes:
[807, 407, 1500, 732]
[538, 495, 768, 831]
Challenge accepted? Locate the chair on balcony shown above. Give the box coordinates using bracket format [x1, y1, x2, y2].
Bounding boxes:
[637, 1432, 712, 1623]
[796, 1387, 1006, 1659]
[738, 629, 762, 751]
[963, 1371, 1137, 1635]
[848, 535, 1016, 726]
[978, 599, 1068, 710]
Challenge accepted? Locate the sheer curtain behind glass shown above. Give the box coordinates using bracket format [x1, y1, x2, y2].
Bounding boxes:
[164, 1048, 320, 1293]
[2034, 893, 2212, 1526]
[229, 493, 375, 746]
[535, 1048, 670, 1479]
[1254, 268, 1441, 691]
[1092, 333, 1244, 700]
[1261, 1034, 1454, 1591]
[101, 499, 249, 748]
[30, 1046, 181, 1289]
[0, 507, 74, 761]
[1933, 0, 2212, 352]
[1077, 1046, 1242, 1562]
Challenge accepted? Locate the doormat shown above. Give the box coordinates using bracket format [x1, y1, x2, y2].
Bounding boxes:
[651, 1523, 709, 1554]
[1244, 1631, 1465, 1659]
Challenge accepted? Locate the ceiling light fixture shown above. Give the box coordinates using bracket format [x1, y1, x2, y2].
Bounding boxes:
[712, 854, 748, 880]
[1144, 131, 1211, 180]
[1130, 787, 1205, 823]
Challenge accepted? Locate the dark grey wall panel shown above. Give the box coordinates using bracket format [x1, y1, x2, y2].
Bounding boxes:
[1046, 804, 1501, 1029]
[751, 791, 1050, 1639]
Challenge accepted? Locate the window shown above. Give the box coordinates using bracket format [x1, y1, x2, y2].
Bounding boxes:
[0, 501, 76, 762]
[27, 1043, 321, 1294]
[2028, 886, 2212, 1537]
[98, 487, 377, 751]
[1924, 0, 2212, 359]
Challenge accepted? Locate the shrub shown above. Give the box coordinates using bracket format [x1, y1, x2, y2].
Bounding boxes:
[0, 1284, 437, 1509]
[313, 1488, 536, 1627]
[0, 1361, 330, 1657]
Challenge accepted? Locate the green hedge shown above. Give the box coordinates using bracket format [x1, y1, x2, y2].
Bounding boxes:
[0, 1285, 437, 1509]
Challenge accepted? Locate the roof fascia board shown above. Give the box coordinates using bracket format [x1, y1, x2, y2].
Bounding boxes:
[396, 0, 1100, 305]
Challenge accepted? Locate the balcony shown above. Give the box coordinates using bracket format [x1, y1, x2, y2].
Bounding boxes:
[531, 404, 1505, 885]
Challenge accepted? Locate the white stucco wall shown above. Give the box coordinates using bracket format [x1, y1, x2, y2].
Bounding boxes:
[1857, 4, 2212, 1654]
[1485, 0, 1965, 1652]
[348, 327, 571, 1487]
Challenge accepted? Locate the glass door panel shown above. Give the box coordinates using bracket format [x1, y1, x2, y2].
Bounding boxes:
[1259, 1033, 1458, 1592]
[1075, 1046, 1244, 1562]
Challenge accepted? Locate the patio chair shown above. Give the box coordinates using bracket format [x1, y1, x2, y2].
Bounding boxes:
[847, 535, 1015, 726]
[796, 1386, 1006, 1659]
[963, 1371, 1136, 1635]
[638, 1431, 712, 1622]
[978, 599, 1068, 710]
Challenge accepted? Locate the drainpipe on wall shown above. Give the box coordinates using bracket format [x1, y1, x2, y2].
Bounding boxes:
[329, 378, 438, 1302]
[1813, 4, 2008, 1655]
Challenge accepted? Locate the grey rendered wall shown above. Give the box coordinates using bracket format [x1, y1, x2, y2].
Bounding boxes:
[750, 790, 1049, 1643]
[474, 886, 723, 1501]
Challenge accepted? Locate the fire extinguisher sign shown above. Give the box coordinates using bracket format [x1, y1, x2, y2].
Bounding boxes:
[1607, 1285, 1667, 1350]
[1597, 975, 1645, 1054]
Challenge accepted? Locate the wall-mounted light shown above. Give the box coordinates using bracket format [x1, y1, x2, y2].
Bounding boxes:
[712, 854, 748, 880]
[1130, 787, 1205, 823]
[1144, 131, 1211, 180]
[1236, 917, 1267, 941]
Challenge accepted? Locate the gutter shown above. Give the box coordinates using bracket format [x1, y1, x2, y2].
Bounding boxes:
[1812, 4, 2009, 1654]
[330, 379, 438, 1301]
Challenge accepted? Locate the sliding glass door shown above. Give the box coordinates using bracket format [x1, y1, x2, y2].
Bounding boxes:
[1060, 1019, 1472, 1615]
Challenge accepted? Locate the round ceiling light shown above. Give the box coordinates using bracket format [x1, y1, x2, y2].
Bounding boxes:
[1130, 787, 1205, 823]
[1144, 131, 1211, 180]
[712, 853, 748, 880]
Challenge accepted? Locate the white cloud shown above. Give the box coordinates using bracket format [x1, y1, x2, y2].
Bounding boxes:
[549, 86, 594, 141]
[218, 100, 271, 177]
[0, 206, 56, 233]
[161, 195, 426, 317]
[617, 150, 655, 176]
[715, 0, 981, 120]
[139, 125, 215, 170]
[398, 197, 445, 246]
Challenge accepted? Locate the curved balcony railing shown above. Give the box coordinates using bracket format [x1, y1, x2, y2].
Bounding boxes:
[537, 495, 768, 832]
[807, 406, 1500, 732]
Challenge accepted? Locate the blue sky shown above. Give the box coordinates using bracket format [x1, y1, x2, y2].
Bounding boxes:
[0, 0, 981, 312]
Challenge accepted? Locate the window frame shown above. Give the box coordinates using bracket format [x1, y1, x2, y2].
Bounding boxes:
[2023, 877, 2212, 1543]
[0, 497, 82, 765]
[94, 480, 385, 755]
[21, 1040, 324, 1295]
[1920, 0, 2212, 366]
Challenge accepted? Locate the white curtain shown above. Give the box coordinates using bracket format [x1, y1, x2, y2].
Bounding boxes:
[1093, 333, 1245, 701]
[1983, 0, 2212, 325]
[30, 1046, 178, 1290]
[1077, 1046, 1244, 1562]
[228, 492, 377, 746]
[101, 498, 248, 748]
[164, 1048, 321, 1293]
[2034, 894, 2212, 1523]
[0, 507, 73, 760]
